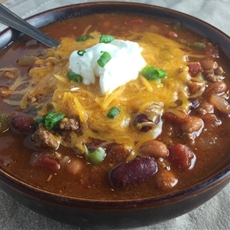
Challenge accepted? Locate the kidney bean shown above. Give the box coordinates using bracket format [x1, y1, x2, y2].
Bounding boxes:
[189, 98, 200, 109]
[30, 152, 60, 173]
[133, 113, 152, 132]
[156, 169, 178, 190]
[169, 144, 196, 171]
[187, 62, 203, 76]
[10, 114, 36, 134]
[139, 140, 168, 158]
[109, 157, 158, 189]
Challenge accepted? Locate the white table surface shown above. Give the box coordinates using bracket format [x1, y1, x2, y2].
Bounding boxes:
[0, 0, 230, 229]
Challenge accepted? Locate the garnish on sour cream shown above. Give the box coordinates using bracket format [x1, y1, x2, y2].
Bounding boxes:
[69, 35, 146, 94]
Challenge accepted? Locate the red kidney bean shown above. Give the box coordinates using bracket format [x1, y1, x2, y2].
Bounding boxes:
[187, 62, 203, 76]
[133, 113, 152, 132]
[10, 114, 36, 134]
[109, 157, 158, 189]
[30, 152, 60, 173]
[169, 144, 196, 171]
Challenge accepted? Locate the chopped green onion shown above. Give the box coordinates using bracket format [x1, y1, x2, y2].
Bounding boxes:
[179, 39, 206, 49]
[77, 50, 86, 56]
[97, 51, 112, 67]
[84, 145, 106, 164]
[34, 117, 45, 126]
[44, 111, 65, 130]
[173, 22, 182, 31]
[0, 114, 12, 133]
[107, 107, 120, 118]
[76, 35, 94, 42]
[141, 66, 167, 81]
[191, 42, 206, 49]
[67, 71, 82, 83]
[99, 34, 115, 43]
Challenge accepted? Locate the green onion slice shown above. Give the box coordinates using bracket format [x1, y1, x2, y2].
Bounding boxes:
[34, 117, 45, 126]
[191, 42, 206, 49]
[0, 114, 12, 133]
[84, 145, 106, 164]
[45, 111, 65, 130]
[35, 111, 65, 130]
[107, 107, 120, 119]
[99, 34, 115, 43]
[179, 39, 206, 49]
[97, 51, 112, 68]
[77, 50, 86, 56]
[141, 66, 167, 81]
[67, 71, 82, 83]
[76, 35, 94, 42]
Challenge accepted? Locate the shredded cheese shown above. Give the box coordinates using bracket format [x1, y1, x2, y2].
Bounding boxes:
[4, 31, 191, 156]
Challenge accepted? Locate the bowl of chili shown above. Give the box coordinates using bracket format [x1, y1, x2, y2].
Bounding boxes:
[0, 2, 230, 229]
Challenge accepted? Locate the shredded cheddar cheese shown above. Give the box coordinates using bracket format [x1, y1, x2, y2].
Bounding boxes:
[4, 31, 191, 156]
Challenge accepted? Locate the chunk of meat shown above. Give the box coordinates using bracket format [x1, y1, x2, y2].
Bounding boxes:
[169, 144, 196, 171]
[31, 124, 60, 149]
[59, 117, 79, 131]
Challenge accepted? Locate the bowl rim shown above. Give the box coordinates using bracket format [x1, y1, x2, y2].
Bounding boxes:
[1, 1, 230, 210]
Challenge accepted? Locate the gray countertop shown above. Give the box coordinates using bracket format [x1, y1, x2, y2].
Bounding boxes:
[0, 0, 230, 229]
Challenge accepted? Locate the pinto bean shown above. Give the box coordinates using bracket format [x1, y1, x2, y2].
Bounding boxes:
[209, 94, 230, 115]
[215, 66, 225, 75]
[198, 101, 214, 114]
[139, 140, 168, 158]
[169, 144, 196, 171]
[10, 114, 36, 134]
[206, 82, 227, 95]
[65, 158, 84, 175]
[109, 157, 158, 189]
[156, 169, 178, 190]
[181, 116, 204, 134]
[200, 59, 218, 70]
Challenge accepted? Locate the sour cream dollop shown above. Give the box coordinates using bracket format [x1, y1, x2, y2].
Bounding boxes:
[69, 39, 146, 94]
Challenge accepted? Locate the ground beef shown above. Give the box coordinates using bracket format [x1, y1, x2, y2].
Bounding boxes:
[59, 117, 79, 131]
[31, 124, 60, 149]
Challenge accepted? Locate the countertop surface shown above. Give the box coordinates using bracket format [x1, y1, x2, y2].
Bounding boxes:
[0, 0, 230, 229]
